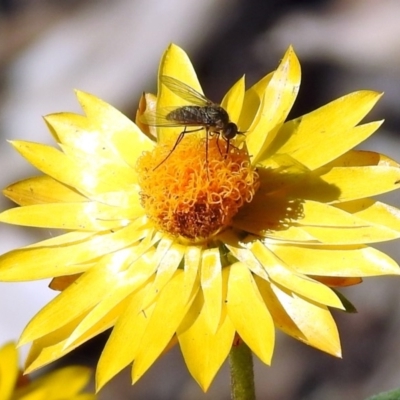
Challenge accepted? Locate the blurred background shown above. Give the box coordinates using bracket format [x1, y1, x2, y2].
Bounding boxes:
[1, 0, 400, 399]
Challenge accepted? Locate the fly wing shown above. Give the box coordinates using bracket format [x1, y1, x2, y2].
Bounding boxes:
[139, 106, 203, 127]
[161, 75, 213, 106]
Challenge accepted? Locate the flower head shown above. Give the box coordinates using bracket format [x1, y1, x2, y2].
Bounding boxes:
[0, 342, 94, 399]
[0, 44, 400, 391]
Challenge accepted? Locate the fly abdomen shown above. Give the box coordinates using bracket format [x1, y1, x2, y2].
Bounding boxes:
[166, 106, 210, 126]
[166, 106, 230, 129]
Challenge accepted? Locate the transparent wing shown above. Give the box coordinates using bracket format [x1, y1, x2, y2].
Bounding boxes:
[160, 75, 213, 106]
[139, 106, 204, 127]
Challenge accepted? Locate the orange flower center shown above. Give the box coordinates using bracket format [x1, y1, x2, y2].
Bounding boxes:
[136, 134, 259, 242]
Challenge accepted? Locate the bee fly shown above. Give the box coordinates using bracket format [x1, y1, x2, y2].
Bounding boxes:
[140, 75, 241, 169]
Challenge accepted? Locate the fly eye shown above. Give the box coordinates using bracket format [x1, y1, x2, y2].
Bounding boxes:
[223, 123, 238, 140]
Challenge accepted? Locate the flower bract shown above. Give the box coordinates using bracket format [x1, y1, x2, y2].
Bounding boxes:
[0, 342, 94, 400]
[0, 44, 400, 392]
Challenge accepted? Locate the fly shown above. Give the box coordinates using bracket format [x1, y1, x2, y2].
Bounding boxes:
[140, 75, 240, 169]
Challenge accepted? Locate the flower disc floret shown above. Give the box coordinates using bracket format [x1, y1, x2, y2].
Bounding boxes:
[136, 134, 259, 241]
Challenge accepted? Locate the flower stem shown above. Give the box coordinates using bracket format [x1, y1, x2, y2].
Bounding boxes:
[229, 340, 256, 400]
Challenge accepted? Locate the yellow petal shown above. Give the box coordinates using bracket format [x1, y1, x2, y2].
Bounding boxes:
[298, 200, 400, 243]
[10, 140, 134, 196]
[268, 243, 400, 277]
[226, 262, 275, 364]
[250, 241, 343, 308]
[317, 161, 400, 201]
[157, 44, 202, 142]
[141, 241, 185, 308]
[223, 238, 269, 281]
[64, 251, 161, 348]
[232, 185, 308, 238]
[326, 149, 400, 168]
[271, 150, 400, 203]
[201, 248, 223, 333]
[24, 308, 115, 374]
[75, 90, 153, 166]
[96, 282, 155, 390]
[60, 142, 139, 188]
[177, 282, 235, 391]
[0, 342, 18, 400]
[271, 91, 382, 170]
[17, 366, 92, 398]
[238, 72, 273, 132]
[23, 311, 87, 372]
[132, 270, 198, 383]
[239, 198, 400, 244]
[183, 245, 202, 296]
[45, 90, 153, 169]
[255, 276, 304, 340]
[246, 46, 301, 164]
[0, 201, 141, 230]
[0, 220, 150, 281]
[3, 176, 85, 206]
[20, 249, 138, 344]
[271, 284, 341, 356]
[337, 199, 400, 233]
[221, 75, 245, 124]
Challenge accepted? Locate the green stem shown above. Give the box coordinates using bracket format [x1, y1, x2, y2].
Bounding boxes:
[229, 340, 256, 400]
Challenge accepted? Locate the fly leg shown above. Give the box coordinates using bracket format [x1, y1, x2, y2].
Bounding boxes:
[205, 127, 210, 180]
[214, 133, 231, 159]
[153, 126, 203, 170]
[217, 134, 231, 159]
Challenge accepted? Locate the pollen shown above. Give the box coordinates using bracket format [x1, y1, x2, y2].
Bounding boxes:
[136, 134, 259, 241]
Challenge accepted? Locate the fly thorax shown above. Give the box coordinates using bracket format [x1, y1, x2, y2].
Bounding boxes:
[206, 106, 229, 129]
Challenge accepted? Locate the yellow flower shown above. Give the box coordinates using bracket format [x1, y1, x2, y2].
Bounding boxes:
[1, 44, 400, 392]
[0, 342, 94, 400]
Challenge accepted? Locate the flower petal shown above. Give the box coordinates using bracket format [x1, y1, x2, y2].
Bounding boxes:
[271, 150, 400, 204]
[246, 46, 301, 164]
[250, 241, 344, 308]
[46, 91, 153, 169]
[269, 91, 382, 170]
[238, 72, 273, 132]
[223, 234, 269, 281]
[3, 176, 86, 206]
[0, 342, 18, 400]
[316, 156, 400, 201]
[19, 249, 148, 344]
[221, 75, 245, 124]
[183, 245, 202, 294]
[177, 278, 235, 391]
[268, 243, 400, 277]
[255, 277, 304, 340]
[131, 269, 198, 383]
[0, 201, 142, 230]
[74, 90, 153, 167]
[298, 201, 400, 244]
[271, 284, 341, 356]
[226, 262, 275, 364]
[337, 199, 400, 233]
[141, 241, 185, 308]
[64, 251, 161, 348]
[24, 309, 115, 374]
[0, 220, 152, 281]
[10, 140, 136, 197]
[201, 248, 223, 333]
[96, 281, 155, 390]
[16, 366, 93, 398]
[156, 44, 202, 142]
